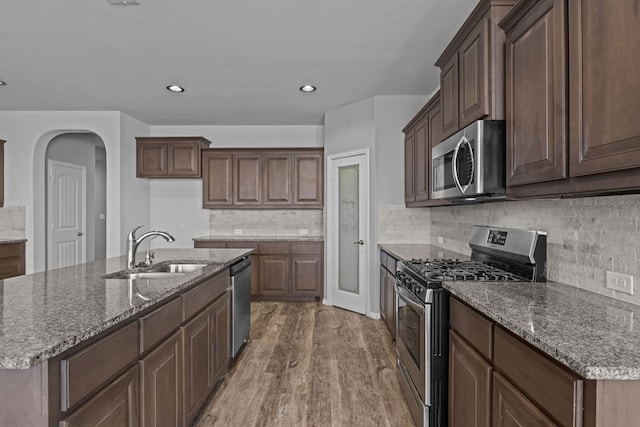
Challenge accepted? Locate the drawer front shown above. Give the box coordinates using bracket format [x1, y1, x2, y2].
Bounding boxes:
[139, 297, 182, 354]
[61, 321, 138, 411]
[182, 270, 230, 321]
[193, 241, 227, 249]
[494, 326, 582, 426]
[384, 253, 398, 273]
[380, 250, 388, 267]
[0, 241, 24, 258]
[291, 241, 322, 255]
[257, 242, 290, 255]
[450, 298, 493, 360]
[0, 242, 25, 279]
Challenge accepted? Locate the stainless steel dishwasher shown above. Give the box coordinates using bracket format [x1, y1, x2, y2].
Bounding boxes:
[229, 256, 252, 358]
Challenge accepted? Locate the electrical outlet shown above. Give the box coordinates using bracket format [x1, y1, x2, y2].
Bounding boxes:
[178, 220, 186, 229]
[606, 271, 634, 295]
[299, 229, 309, 235]
[234, 229, 242, 235]
[438, 236, 444, 244]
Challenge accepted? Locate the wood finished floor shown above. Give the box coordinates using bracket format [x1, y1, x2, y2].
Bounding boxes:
[195, 301, 415, 427]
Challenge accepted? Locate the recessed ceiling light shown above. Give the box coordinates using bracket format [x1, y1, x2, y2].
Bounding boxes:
[299, 85, 317, 93]
[166, 85, 185, 93]
[107, 0, 140, 5]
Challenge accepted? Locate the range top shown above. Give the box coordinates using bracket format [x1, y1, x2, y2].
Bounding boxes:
[395, 225, 547, 304]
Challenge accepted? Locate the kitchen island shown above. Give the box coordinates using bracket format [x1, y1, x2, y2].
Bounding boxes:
[0, 248, 252, 426]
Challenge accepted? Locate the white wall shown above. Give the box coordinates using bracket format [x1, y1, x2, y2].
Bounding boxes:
[0, 111, 143, 272]
[324, 95, 426, 315]
[146, 125, 324, 248]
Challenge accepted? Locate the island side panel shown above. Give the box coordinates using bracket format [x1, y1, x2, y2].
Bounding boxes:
[0, 362, 49, 426]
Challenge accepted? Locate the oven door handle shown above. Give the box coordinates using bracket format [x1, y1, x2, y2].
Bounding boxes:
[452, 136, 474, 195]
[394, 281, 425, 314]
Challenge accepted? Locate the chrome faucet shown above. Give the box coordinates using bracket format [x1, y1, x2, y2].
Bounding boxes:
[126, 225, 176, 268]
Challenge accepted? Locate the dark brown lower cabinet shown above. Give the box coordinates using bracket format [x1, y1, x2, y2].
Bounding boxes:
[183, 306, 214, 426]
[194, 240, 324, 300]
[212, 292, 230, 382]
[493, 372, 555, 426]
[449, 330, 491, 427]
[0, 241, 26, 279]
[379, 250, 398, 338]
[59, 366, 139, 427]
[139, 330, 182, 427]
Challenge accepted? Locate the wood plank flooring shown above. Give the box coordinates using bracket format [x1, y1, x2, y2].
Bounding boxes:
[195, 301, 415, 426]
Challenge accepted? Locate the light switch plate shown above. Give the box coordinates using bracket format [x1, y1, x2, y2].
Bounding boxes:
[299, 229, 309, 235]
[234, 229, 242, 235]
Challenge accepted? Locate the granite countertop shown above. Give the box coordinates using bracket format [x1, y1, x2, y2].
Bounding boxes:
[444, 280, 640, 380]
[0, 238, 27, 244]
[0, 248, 252, 370]
[378, 243, 468, 261]
[193, 235, 323, 242]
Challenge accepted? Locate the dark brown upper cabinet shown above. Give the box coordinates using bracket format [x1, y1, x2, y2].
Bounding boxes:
[0, 140, 4, 207]
[202, 148, 324, 209]
[435, 0, 517, 140]
[502, 0, 568, 187]
[136, 136, 211, 178]
[404, 92, 450, 207]
[502, 0, 640, 198]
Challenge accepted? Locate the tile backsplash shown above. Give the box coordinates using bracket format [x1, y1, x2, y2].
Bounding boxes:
[430, 195, 640, 305]
[378, 205, 431, 243]
[208, 209, 323, 237]
[0, 206, 26, 239]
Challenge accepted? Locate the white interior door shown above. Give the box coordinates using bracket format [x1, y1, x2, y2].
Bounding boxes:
[48, 160, 86, 269]
[327, 150, 369, 315]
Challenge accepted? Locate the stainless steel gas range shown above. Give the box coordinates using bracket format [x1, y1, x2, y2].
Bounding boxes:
[394, 225, 547, 427]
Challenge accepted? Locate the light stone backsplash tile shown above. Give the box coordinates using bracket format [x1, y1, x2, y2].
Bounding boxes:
[430, 194, 640, 305]
[378, 205, 430, 243]
[208, 210, 323, 238]
[0, 206, 26, 239]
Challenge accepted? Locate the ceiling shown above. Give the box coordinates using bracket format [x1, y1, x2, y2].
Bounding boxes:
[0, 0, 476, 126]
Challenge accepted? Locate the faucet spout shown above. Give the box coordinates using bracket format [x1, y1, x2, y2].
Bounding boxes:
[126, 226, 176, 268]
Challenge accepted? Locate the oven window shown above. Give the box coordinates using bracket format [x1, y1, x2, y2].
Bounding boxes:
[397, 298, 421, 367]
[432, 151, 455, 192]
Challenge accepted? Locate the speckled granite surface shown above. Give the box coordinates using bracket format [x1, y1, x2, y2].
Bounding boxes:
[444, 280, 640, 380]
[378, 243, 468, 261]
[0, 238, 27, 244]
[193, 235, 323, 242]
[0, 248, 251, 370]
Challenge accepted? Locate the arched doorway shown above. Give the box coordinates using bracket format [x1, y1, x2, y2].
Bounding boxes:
[45, 133, 107, 269]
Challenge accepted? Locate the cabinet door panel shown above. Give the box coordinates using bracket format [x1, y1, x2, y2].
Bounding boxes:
[459, 19, 490, 128]
[182, 307, 212, 425]
[137, 143, 167, 177]
[168, 143, 200, 177]
[493, 372, 556, 426]
[404, 131, 416, 203]
[234, 154, 262, 205]
[384, 269, 396, 339]
[379, 265, 387, 328]
[139, 331, 182, 427]
[259, 255, 290, 296]
[211, 292, 230, 381]
[202, 152, 233, 207]
[449, 330, 491, 427]
[569, 0, 640, 176]
[291, 255, 322, 297]
[264, 154, 292, 205]
[293, 153, 324, 206]
[414, 117, 430, 201]
[506, 0, 567, 186]
[60, 366, 138, 427]
[440, 57, 459, 140]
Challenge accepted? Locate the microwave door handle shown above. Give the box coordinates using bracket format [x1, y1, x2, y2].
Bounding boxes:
[461, 137, 474, 194]
[452, 136, 465, 194]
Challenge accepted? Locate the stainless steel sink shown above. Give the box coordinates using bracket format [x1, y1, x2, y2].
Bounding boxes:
[147, 263, 208, 273]
[104, 262, 210, 280]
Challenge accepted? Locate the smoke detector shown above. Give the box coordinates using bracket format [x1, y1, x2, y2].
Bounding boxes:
[107, 0, 140, 5]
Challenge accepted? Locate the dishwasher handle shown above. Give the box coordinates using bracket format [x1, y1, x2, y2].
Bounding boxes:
[229, 256, 252, 275]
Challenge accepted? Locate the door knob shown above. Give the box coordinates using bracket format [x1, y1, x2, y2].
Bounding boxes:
[354, 240, 364, 245]
[77, 232, 84, 236]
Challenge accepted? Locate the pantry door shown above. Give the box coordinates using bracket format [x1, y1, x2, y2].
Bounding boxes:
[47, 160, 86, 269]
[327, 149, 369, 315]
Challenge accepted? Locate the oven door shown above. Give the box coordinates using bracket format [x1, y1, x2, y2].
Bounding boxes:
[432, 130, 479, 199]
[395, 281, 430, 404]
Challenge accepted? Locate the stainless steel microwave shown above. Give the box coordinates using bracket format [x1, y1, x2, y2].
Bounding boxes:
[431, 120, 506, 201]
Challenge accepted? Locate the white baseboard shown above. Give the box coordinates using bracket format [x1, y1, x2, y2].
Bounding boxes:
[368, 311, 381, 320]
